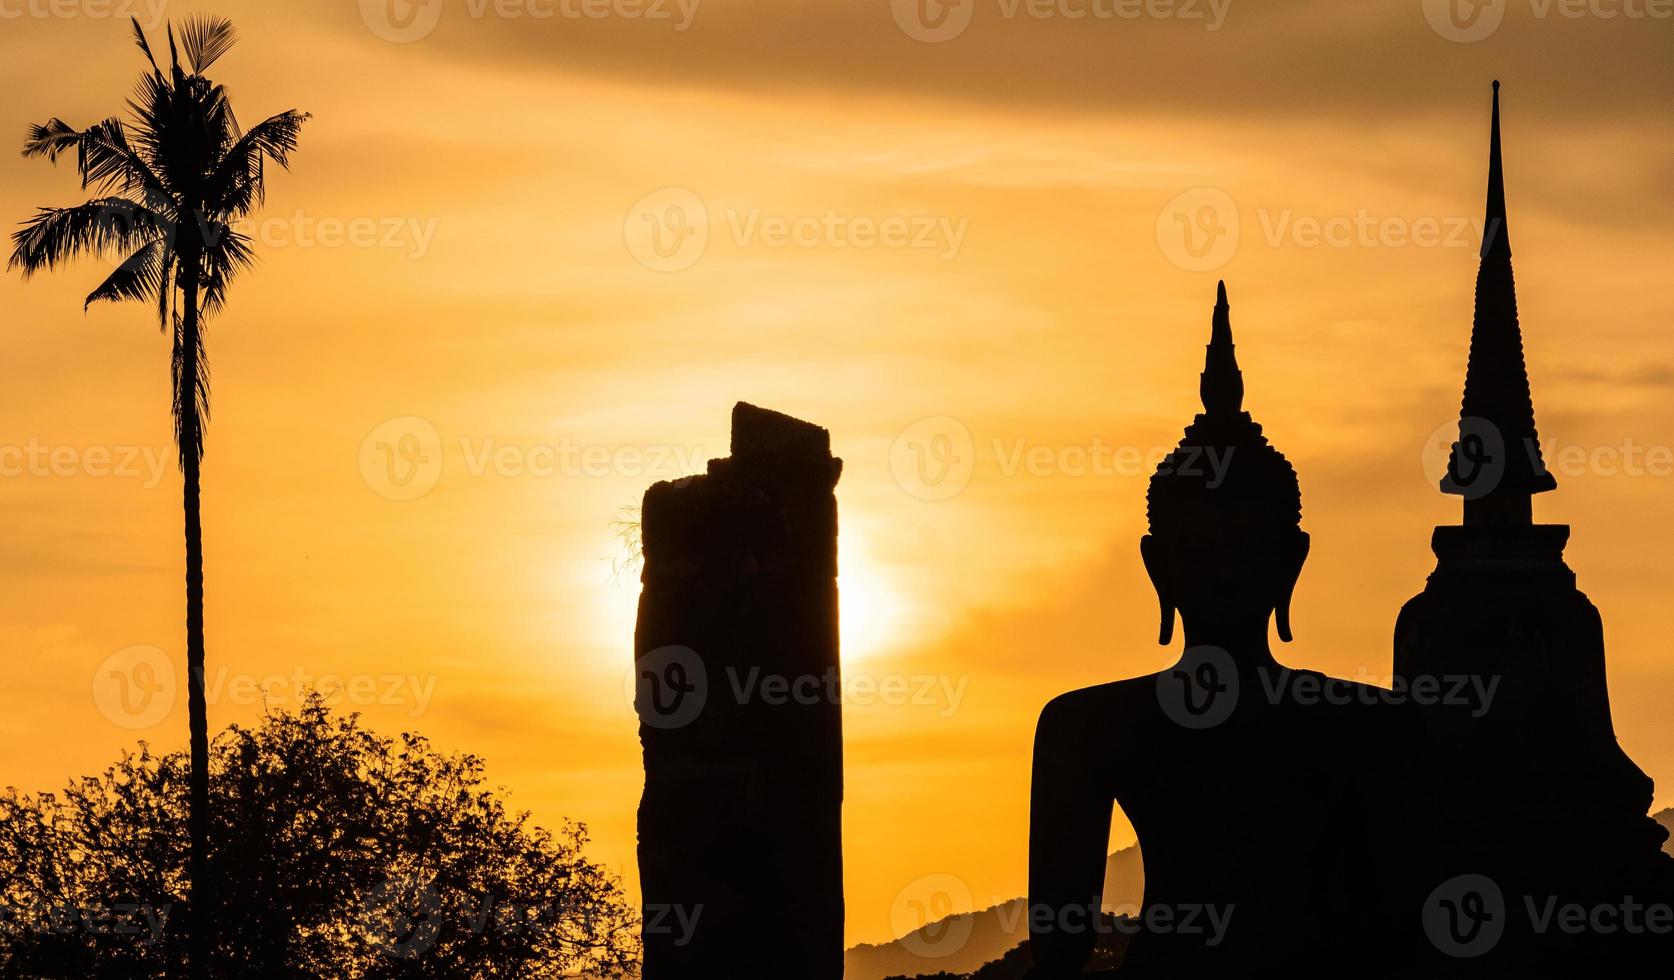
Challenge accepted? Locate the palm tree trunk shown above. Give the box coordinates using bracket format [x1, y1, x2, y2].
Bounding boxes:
[179, 267, 212, 980]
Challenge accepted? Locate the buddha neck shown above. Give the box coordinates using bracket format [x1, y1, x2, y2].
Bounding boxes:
[1179, 615, 1280, 667]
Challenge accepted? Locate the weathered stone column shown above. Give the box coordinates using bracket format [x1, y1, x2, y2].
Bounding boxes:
[633, 402, 844, 980]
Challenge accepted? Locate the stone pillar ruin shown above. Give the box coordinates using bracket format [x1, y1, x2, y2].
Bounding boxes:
[632, 402, 845, 980]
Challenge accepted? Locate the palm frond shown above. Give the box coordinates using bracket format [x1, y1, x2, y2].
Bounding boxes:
[123, 72, 170, 170]
[165, 23, 182, 82]
[156, 248, 175, 329]
[240, 111, 308, 169]
[199, 81, 241, 160]
[24, 117, 170, 200]
[178, 16, 238, 74]
[8, 198, 165, 277]
[21, 119, 81, 162]
[206, 111, 310, 213]
[129, 17, 162, 76]
[200, 225, 255, 315]
[85, 238, 168, 311]
[75, 119, 162, 193]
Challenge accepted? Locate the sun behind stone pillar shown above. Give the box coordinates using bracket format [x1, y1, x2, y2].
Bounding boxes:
[632, 402, 844, 980]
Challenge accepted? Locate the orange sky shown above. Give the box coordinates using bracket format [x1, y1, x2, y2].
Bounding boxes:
[1, 0, 1672, 950]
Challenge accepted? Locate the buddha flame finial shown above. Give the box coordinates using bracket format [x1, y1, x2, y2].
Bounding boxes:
[1200, 280, 1244, 416]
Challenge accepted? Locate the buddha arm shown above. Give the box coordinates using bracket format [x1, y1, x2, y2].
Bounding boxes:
[1026, 693, 1113, 978]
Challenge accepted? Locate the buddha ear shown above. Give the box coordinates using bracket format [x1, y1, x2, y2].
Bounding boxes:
[1274, 530, 1310, 643]
[1139, 535, 1175, 645]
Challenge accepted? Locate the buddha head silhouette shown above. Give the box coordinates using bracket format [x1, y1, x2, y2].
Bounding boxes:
[1141, 282, 1307, 648]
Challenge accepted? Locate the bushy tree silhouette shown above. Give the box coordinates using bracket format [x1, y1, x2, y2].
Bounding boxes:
[0, 696, 639, 978]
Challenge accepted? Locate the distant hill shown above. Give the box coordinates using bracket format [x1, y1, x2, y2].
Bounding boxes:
[844, 847, 1142, 980]
[854, 812, 1674, 980]
[880, 916, 1131, 980]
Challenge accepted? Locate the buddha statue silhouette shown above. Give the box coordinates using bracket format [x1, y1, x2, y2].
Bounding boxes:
[1025, 284, 1417, 979]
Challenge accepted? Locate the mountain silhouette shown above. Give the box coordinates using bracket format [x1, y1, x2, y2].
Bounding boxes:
[846, 848, 1142, 980]
[881, 920, 1130, 980]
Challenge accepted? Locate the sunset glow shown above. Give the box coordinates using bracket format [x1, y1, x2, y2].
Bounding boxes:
[2, 0, 1672, 953]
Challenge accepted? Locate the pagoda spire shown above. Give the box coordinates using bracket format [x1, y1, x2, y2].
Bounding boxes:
[1483, 80, 1511, 261]
[1440, 81, 1556, 524]
[1200, 280, 1245, 416]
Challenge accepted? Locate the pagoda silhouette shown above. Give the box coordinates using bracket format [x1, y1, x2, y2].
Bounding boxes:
[1394, 82, 1674, 973]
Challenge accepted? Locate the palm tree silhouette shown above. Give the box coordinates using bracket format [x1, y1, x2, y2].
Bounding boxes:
[8, 17, 307, 977]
